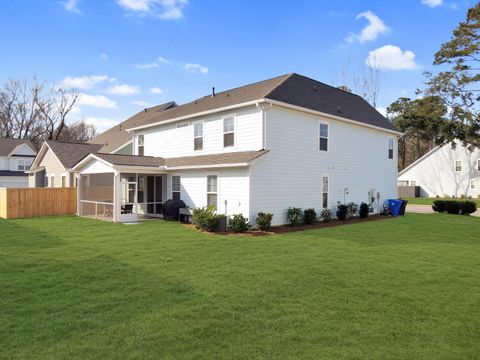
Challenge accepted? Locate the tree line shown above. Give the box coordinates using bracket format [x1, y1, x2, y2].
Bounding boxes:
[0, 77, 96, 148]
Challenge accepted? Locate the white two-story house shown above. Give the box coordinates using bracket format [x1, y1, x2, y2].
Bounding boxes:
[0, 138, 37, 188]
[73, 73, 401, 224]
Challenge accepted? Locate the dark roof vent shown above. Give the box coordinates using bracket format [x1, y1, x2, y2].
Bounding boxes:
[337, 106, 341, 113]
[211, 86, 216, 97]
[337, 85, 352, 93]
[144, 108, 147, 113]
[313, 85, 318, 91]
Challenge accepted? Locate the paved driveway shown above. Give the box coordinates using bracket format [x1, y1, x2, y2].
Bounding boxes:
[406, 204, 480, 217]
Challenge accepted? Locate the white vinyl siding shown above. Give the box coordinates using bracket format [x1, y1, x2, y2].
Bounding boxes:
[398, 140, 480, 198]
[142, 106, 263, 158]
[250, 106, 397, 225]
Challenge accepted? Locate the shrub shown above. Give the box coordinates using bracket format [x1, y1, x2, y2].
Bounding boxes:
[336, 202, 348, 221]
[346, 202, 358, 219]
[432, 200, 447, 213]
[303, 208, 317, 225]
[445, 201, 461, 214]
[320, 208, 332, 222]
[256, 212, 273, 231]
[287, 207, 303, 226]
[193, 206, 220, 232]
[359, 202, 369, 218]
[228, 214, 251, 233]
[460, 201, 477, 215]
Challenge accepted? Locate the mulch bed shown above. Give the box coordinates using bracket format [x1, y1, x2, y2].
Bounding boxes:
[183, 214, 396, 236]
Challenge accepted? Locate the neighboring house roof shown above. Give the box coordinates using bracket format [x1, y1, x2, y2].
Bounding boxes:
[0, 170, 28, 177]
[0, 137, 35, 156]
[398, 144, 444, 176]
[89, 101, 177, 153]
[80, 150, 269, 170]
[126, 73, 398, 133]
[45, 141, 103, 169]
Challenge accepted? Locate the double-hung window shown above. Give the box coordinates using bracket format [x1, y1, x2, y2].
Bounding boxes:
[319, 122, 328, 152]
[207, 175, 218, 209]
[477, 159, 480, 171]
[223, 117, 235, 147]
[470, 179, 476, 190]
[194, 123, 203, 151]
[322, 176, 329, 208]
[172, 176, 181, 200]
[17, 159, 31, 171]
[138, 135, 144, 156]
[455, 160, 462, 172]
[388, 138, 394, 159]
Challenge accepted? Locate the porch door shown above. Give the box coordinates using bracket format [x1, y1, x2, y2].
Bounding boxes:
[146, 175, 163, 216]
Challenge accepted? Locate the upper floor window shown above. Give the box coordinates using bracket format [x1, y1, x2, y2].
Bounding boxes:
[223, 117, 235, 148]
[172, 176, 181, 200]
[194, 123, 203, 151]
[207, 175, 218, 209]
[17, 159, 31, 171]
[388, 138, 394, 159]
[138, 135, 144, 156]
[319, 122, 328, 152]
[455, 160, 462, 172]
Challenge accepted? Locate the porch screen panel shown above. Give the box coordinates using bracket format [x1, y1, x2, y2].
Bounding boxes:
[80, 173, 114, 203]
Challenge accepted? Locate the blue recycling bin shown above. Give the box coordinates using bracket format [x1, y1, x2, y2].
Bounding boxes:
[387, 199, 404, 217]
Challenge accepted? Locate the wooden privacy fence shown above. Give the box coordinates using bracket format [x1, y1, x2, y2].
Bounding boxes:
[397, 186, 420, 198]
[0, 187, 77, 219]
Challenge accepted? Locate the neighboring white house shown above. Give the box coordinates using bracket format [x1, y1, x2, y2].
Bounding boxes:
[27, 141, 103, 188]
[73, 73, 401, 224]
[398, 140, 480, 198]
[0, 138, 37, 188]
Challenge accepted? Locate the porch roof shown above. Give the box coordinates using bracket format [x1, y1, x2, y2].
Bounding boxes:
[164, 150, 269, 169]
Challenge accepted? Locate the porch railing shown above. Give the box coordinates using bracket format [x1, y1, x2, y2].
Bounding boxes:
[80, 200, 114, 220]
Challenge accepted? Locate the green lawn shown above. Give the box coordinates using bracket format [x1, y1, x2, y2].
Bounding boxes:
[401, 197, 480, 206]
[1, 214, 479, 359]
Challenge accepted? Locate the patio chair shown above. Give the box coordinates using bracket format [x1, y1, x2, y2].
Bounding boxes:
[121, 204, 133, 214]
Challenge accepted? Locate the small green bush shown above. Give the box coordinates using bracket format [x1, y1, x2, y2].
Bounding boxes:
[432, 200, 447, 213]
[346, 202, 358, 219]
[336, 202, 348, 221]
[303, 208, 317, 225]
[193, 206, 220, 232]
[320, 208, 332, 222]
[256, 212, 273, 231]
[460, 201, 477, 215]
[228, 214, 251, 233]
[287, 207, 303, 226]
[445, 201, 461, 214]
[359, 202, 369, 218]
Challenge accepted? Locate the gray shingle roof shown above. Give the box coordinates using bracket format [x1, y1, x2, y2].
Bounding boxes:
[0, 137, 35, 156]
[92, 150, 268, 169]
[126, 73, 398, 133]
[89, 101, 177, 153]
[46, 141, 103, 169]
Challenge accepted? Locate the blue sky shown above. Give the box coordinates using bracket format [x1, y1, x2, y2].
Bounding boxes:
[0, 0, 473, 132]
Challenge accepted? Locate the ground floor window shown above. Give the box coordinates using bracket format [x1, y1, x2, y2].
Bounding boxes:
[61, 175, 66, 188]
[207, 175, 218, 209]
[322, 176, 328, 208]
[471, 179, 476, 190]
[172, 175, 181, 200]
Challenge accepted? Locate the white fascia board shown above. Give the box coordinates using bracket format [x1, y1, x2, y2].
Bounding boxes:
[126, 100, 262, 132]
[265, 99, 404, 137]
[25, 166, 45, 174]
[165, 162, 250, 171]
[72, 153, 115, 172]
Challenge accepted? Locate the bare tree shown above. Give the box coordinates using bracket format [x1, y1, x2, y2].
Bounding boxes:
[57, 120, 97, 143]
[340, 57, 381, 108]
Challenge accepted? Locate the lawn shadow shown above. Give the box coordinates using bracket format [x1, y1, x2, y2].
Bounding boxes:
[0, 218, 66, 250]
[0, 254, 198, 357]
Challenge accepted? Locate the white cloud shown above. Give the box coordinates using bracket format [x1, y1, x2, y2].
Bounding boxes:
[366, 45, 418, 70]
[117, 0, 188, 19]
[78, 93, 117, 109]
[376, 107, 388, 117]
[132, 100, 149, 106]
[158, 56, 169, 63]
[61, 75, 109, 90]
[184, 63, 209, 74]
[135, 62, 158, 69]
[100, 53, 108, 60]
[422, 0, 443, 7]
[150, 87, 163, 94]
[106, 84, 140, 95]
[62, 0, 82, 13]
[345, 11, 389, 43]
[84, 117, 120, 132]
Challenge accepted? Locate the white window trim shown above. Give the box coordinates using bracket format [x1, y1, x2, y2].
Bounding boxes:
[454, 160, 463, 172]
[470, 179, 476, 190]
[318, 120, 329, 153]
[206, 174, 219, 209]
[322, 174, 329, 209]
[193, 121, 204, 152]
[222, 114, 236, 149]
[137, 134, 145, 156]
[171, 174, 181, 199]
[388, 137, 394, 160]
